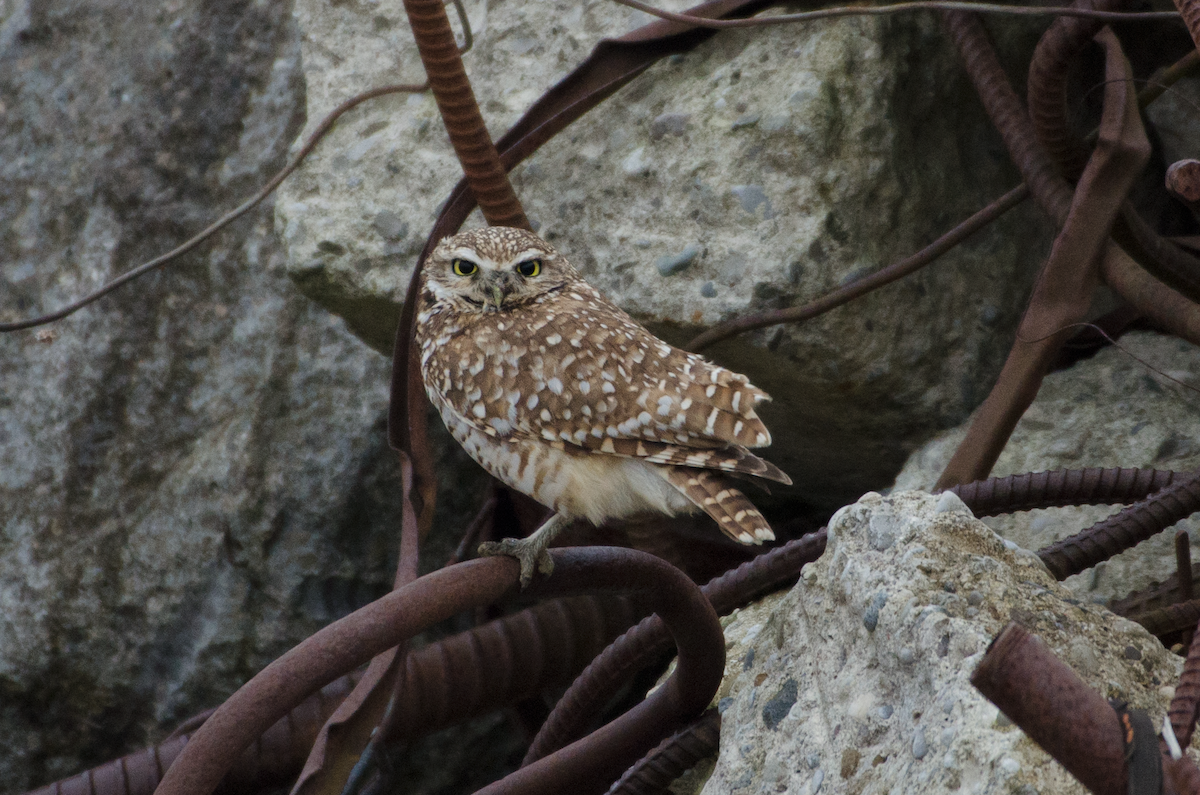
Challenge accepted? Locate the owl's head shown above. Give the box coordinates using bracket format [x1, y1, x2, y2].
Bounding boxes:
[423, 227, 579, 313]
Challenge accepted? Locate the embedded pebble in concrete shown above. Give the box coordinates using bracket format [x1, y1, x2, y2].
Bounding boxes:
[731, 113, 760, 130]
[700, 491, 1186, 795]
[862, 591, 887, 631]
[655, 243, 701, 276]
[700, 281, 718, 298]
[911, 727, 927, 759]
[762, 679, 798, 730]
[650, 112, 690, 140]
[621, 146, 650, 176]
[868, 512, 901, 550]
[729, 184, 773, 218]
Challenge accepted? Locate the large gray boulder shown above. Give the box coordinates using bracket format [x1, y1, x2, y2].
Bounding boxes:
[275, 0, 1051, 511]
[696, 491, 1187, 794]
[0, 1, 490, 788]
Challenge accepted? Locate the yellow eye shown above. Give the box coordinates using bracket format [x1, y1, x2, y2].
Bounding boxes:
[452, 258, 478, 277]
[516, 259, 542, 278]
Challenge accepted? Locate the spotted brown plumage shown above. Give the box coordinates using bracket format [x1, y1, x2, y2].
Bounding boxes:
[416, 226, 791, 583]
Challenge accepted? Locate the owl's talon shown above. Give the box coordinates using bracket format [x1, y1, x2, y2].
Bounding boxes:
[478, 538, 554, 587]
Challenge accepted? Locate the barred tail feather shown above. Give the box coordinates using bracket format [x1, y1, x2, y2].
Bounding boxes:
[663, 467, 775, 545]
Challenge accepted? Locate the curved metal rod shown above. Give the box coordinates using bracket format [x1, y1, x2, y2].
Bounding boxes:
[949, 467, 1182, 516]
[610, 0, 1178, 25]
[941, 11, 1073, 224]
[25, 676, 360, 795]
[1168, 615, 1200, 749]
[152, 548, 721, 795]
[153, 557, 520, 795]
[524, 529, 827, 765]
[1038, 470, 1200, 580]
[1026, 0, 1116, 182]
[471, 549, 725, 795]
[607, 708, 721, 795]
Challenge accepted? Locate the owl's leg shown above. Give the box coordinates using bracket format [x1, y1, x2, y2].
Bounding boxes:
[478, 512, 571, 587]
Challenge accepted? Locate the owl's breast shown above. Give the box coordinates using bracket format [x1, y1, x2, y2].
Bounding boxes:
[433, 401, 693, 524]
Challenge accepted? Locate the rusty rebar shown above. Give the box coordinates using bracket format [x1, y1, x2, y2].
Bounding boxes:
[1110, 564, 1200, 619]
[469, 550, 725, 795]
[33, 595, 643, 795]
[28, 675, 361, 795]
[1168, 160, 1200, 204]
[941, 11, 1073, 224]
[936, 25, 1149, 488]
[154, 560, 516, 795]
[1100, 244, 1200, 347]
[1168, 615, 1200, 750]
[387, 594, 642, 742]
[399, 0, 529, 228]
[1118, 206, 1200, 303]
[524, 529, 827, 766]
[607, 708, 721, 795]
[1038, 471, 1200, 580]
[950, 468, 1181, 516]
[971, 623, 1128, 795]
[1129, 598, 1200, 639]
[153, 548, 722, 795]
[1174, 0, 1200, 51]
[1026, 0, 1116, 182]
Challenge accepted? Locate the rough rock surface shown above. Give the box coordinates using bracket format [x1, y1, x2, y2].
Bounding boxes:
[0, 1, 484, 788]
[275, 0, 1051, 510]
[697, 491, 1187, 795]
[895, 332, 1200, 604]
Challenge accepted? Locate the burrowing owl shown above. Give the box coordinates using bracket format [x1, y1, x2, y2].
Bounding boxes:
[416, 227, 790, 584]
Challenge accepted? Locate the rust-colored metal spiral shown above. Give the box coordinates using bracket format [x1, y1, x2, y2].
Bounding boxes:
[950, 468, 1181, 517]
[1026, 0, 1120, 182]
[1110, 563, 1200, 618]
[1165, 754, 1200, 794]
[387, 594, 642, 742]
[1175, 0, 1200, 52]
[1124, 598, 1200, 639]
[607, 708, 721, 794]
[1038, 470, 1200, 580]
[400, 0, 530, 229]
[523, 529, 827, 766]
[941, 11, 1073, 225]
[1167, 616, 1200, 750]
[25, 675, 360, 795]
[24, 595, 640, 795]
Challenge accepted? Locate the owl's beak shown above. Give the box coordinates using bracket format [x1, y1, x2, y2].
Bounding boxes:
[480, 272, 514, 310]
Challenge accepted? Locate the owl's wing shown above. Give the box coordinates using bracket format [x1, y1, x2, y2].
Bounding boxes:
[428, 290, 790, 485]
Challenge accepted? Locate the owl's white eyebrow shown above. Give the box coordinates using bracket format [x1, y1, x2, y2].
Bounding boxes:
[447, 248, 485, 261]
[510, 248, 549, 262]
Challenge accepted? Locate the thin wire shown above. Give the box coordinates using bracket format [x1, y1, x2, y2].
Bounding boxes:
[1018, 322, 1200, 397]
[449, 0, 474, 55]
[611, 0, 1181, 26]
[687, 184, 1029, 351]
